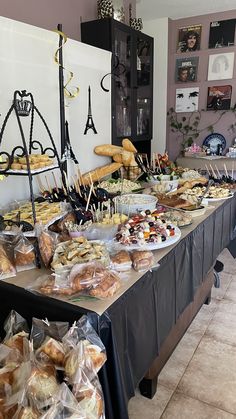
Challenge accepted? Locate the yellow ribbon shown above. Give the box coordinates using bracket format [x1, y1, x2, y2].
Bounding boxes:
[54, 30, 80, 99]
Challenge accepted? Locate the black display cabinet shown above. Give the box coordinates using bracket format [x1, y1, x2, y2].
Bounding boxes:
[81, 18, 153, 158]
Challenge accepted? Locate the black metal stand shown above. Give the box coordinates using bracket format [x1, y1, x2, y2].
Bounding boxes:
[0, 89, 64, 267]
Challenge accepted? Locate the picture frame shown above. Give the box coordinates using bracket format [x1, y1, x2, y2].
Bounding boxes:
[175, 87, 199, 113]
[208, 19, 236, 49]
[207, 85, 232, 110]
[176, 24, 202, 53]
[207, 52, 234, 81]
[175, 56, 199, 83]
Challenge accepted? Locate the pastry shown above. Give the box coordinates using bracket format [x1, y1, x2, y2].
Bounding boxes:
[131, 250, 154, 272]
[76, 387, 103, 418]
[27, 367, 59, 401]
[38, 231, 55, 268]
[83, 340, 106, 372]
[89, 270, 121, 298]
[15, 245, 35, 266]
[39, 337, 65, 366]
[0, 244, 15, 275]
[10, 163, 22, 170]
[18, 407, 40, 419]
[110, 250, 132, 272]
[4, 331, 29, 355]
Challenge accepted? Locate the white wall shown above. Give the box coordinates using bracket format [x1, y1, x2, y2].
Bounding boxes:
[0, 16, 111, 207]
[142, 17, 169, 154]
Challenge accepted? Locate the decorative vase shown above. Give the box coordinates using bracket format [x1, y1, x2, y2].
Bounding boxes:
[113, 0, 125, 22]
[97, 0, 114, 19]
[129, 3, 143, 31]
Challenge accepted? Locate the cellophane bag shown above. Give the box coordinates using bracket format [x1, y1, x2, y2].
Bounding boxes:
[3, 310, 30, 362]
[30, 317, 69, 369]
[40, 383, 86, 419]
[36, 224, 59, 268]
[0, 234, 16, 279]
[13, 232, 36, 271]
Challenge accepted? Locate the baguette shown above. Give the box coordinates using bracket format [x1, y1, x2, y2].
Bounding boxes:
[122, 138, 137, 153]
[113, 153, 123, 163]
[121, 150, 133, 166]
[81, 163, 123, 185]
[94, 144, 123, 157]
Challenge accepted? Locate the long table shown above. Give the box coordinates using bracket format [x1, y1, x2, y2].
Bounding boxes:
[0, 195, 235, 419]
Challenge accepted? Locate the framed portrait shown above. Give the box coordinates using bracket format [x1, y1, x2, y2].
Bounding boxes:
[176, 24, 202, 53]
[207, 52, 234, 81]
[208, 19, 236, 49]
[175, 87, 199, 113]
[207, 85, 232, 110]
[175, 56, 199, 83]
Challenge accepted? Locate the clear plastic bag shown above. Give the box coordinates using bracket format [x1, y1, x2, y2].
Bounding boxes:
[3, 311, 29, 361]
[39, 382, 86, 418]
[131, 250, 154, 272]
[13, 233, 36, 271]
[36, 225, 59, 268]
[0, 235, 16, 279]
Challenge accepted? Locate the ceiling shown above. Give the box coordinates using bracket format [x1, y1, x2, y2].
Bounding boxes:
[136, 0, 236, 20]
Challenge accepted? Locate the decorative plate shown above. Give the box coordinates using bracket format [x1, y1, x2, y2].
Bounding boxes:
[203, 133, 226, 154]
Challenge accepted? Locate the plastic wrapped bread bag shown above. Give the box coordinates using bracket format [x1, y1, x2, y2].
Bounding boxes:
[0, 235, 16, 279]
[40, 383, 86, 419]
[30, 318, 69, 369]
[13, 233, 36, 271]
[36, 225, 59, 268]
[131, 250, 154, 272]
[72, 367, 105, 419]
[3, 311, 29, 361]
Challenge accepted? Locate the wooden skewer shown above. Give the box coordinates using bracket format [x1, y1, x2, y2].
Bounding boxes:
[156, 153, 161, 172]
[209, 164, 217, 178]
[36, 175, 44, 194]
[85, 183, 93, 211]
[224, 163, 229, 178]
[45, 175, 52, 193]
[77, 167, 85, 188]
[205, 164, 210, 176]
[52, 172, 59, 192]
[214, 165, 221, 179]
[60, 177, 68, 196]
[231, 161, 234, 180]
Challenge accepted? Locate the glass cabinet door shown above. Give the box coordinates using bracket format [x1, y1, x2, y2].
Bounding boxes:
[113, 28, 132, 138]
[136, 35, 152, 139]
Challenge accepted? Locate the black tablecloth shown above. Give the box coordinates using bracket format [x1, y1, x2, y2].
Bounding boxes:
[0, 196, 235, 419]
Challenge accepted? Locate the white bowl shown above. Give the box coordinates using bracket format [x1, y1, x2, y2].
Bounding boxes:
[182, 206, 206, 217]
[114, 194, 157, 215]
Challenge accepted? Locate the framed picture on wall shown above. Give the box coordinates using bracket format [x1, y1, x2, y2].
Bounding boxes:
[207, 85, 232, 110]
[175, 87, 199, 113]
[207, 52, 234, 80]
[176, 24, 202, 53]
[208, 19, 236, 49]
[175, 56, 199, 82]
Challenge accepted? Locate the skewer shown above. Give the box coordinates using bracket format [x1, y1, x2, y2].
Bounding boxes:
[45, 175, 52, 193]
[209, 164, 217, 178]
[85, 183, 93, 211]
[77, 167, 85, 189]
[214, 165, 221, 179]
[52, 172, 59, 192]
[60, 178, 68, 196]
[231, 161, 234, 180]
[224, 163, 229, 178]
[156, 153, 161, 172]
[205, 164, 210, 177]
[36, 175, 44, 194]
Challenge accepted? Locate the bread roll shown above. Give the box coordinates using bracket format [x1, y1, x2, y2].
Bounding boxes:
[81, 163, 122, 185]
[122, 138, 137, 153]
[94, 144, 123, 157]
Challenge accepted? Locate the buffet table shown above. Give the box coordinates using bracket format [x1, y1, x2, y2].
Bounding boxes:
[176, 156, 236, 175]
[0, 195, 235, 419]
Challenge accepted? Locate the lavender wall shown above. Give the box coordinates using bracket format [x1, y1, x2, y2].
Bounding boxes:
[0, 0, 136, 41]
[167, 9, 236, 160]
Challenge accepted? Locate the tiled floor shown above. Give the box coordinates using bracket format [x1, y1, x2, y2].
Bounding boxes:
[128, 248, 236, 418]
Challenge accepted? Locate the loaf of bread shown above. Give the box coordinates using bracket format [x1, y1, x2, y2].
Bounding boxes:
[81, 162, 122, 185]
[112, 153, 123, 163]
[122, 138, 137, 153]
[94, 144, 123, 157]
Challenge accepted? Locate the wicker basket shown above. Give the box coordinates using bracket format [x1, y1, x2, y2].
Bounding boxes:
[119, 166, 142, 181]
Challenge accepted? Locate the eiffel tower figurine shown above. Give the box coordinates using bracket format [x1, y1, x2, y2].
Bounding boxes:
[61, 120, 79, 164]
[84, 85, 98, 135]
